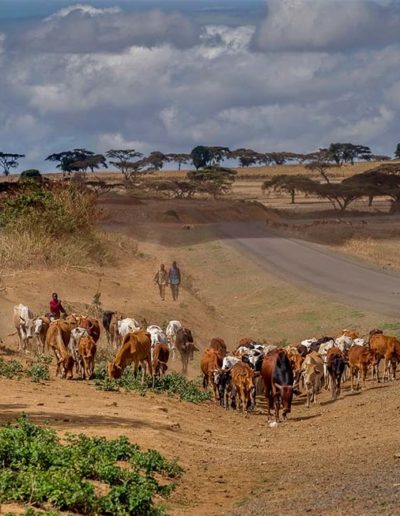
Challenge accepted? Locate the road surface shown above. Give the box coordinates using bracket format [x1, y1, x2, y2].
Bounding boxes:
[218, 221, 400, 316]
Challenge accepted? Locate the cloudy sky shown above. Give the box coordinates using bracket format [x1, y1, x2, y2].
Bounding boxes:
[1, 0, 400, 170]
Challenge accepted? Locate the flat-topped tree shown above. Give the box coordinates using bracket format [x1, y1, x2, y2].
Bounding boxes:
[165, 153, 191, 171]
[229, 148, 266, 168]
[0, 152, 25, 176]
[105, 149, 143, 178]
[262, 175, 317, 204]
[190, 146, 230, 170]
[321, 143, 372, 165]
[45, 149, 102, 174]
[187, 165, 237, 198]
[144, 151, 168, 171]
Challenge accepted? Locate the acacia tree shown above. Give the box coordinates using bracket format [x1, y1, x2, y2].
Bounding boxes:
[322, 143, 372, 165]
[305, 160, 339, 184]
[165, 153, 191, 171]
[0, 152, 25, 176]
[45, 149, 105, 174]
[105, 149, 143, 178]
[144, 151, 168, 171]
[187, 165, 237, 197]
[262, 175, 316, 204]
[344, 165, 400, 209]
[395, 144, 400, 160]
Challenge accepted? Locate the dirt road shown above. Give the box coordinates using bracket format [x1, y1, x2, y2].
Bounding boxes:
[218, 221, 400, 317]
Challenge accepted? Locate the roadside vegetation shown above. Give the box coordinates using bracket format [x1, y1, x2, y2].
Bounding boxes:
[0, 415, 181, 515]
[94, 363, 211, 403]
[0, 355, 50, 383]
[0, 182, 111, 269]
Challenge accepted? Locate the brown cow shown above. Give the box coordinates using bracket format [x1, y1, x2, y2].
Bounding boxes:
[200, 348, 223, 401]
[369, 334, 400, 382]
[107, 330, 152, 381]
[152, 343, 170, 378]
[209, 337, 227, 359]
[348, 346, 375, 391]
[78, 335, 97, 380]
[103, 311, 123, 348]
[339, 329, 360, 340]
[77, 316, 100, 343]
[285, 346, 303, 390]
[176, 328, 198, 375]
[261, 348, 294, 422]
[230, 362, 256, 413]
[45, 320, 74, 378]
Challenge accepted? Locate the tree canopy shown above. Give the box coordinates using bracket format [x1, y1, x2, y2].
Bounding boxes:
[46, 149, 107, 174]
[0, 152, 25, 176]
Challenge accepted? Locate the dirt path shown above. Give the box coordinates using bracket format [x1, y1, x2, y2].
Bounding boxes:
[217, 221, 400, 317]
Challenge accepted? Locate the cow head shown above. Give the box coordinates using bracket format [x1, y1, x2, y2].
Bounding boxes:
[183, 328, 193, 343]
[107, 361, 122, 379]
[23, 316, 34, 340]
[34, 318, 43, 336]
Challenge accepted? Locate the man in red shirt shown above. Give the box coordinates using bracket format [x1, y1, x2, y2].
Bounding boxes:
[49, 292, 66, 319]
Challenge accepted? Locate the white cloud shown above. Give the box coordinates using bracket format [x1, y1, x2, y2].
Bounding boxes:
[253, 0, 400, 52]
[1, 3, 400, 170]
[22, 7, 200, 53]
[44, 4, 121, 21]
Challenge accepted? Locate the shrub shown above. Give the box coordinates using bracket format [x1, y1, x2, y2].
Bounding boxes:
[94, 364, 211, 403]
[19, 169, 43, 183]
[0, 415, 181, 515]
[0, 358, 24, 379]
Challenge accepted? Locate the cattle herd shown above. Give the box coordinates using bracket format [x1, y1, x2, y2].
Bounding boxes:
[11, 304, 400, 424]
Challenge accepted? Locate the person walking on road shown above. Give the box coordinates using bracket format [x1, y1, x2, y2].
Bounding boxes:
[168, 261, 181, 301]
[154, 264, 168, 301]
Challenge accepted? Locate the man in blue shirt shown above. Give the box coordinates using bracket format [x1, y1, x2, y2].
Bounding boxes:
[168, 261, 181, 301]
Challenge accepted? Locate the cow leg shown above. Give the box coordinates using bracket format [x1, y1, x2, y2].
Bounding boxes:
[274, 393, 280, 422]
[330, 373, 336, 400]
[391, 359, 397, 381]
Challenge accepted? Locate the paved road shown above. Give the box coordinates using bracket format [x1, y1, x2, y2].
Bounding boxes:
[218, 222, 400, 316]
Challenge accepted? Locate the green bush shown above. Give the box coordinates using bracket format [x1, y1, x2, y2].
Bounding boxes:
[94, 364, 211, 403]
[0, 415, 181, 515]
[19, 169, 43, 183]
[0, 358, 24, 379]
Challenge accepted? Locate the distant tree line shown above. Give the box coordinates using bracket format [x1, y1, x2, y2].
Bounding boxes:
[1, 141, 398, 177]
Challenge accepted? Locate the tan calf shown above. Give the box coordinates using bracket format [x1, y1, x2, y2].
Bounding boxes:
[231, 362, 256, 413]
[46, 320, 74, 378]
[302, 351, 324, 408]
[107, 330, 152, 381]
[78, 335, 97, 380]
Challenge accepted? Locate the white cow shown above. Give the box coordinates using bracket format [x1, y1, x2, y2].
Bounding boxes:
[166, 320, 182, 360]
[147, 325, 168, 360]
[222, 355, 241, 369]
[318, 339, 336, 386]
[301, 338, 318, 349]
[68, 327, 89, 377]
[34, 316, 51, 353]
[335, 335, 353, 353]
[117, 318, 142, 339]
[13, 304, 35, 352]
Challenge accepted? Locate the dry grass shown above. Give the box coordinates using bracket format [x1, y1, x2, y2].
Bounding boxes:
[0, 183, 141, 270]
